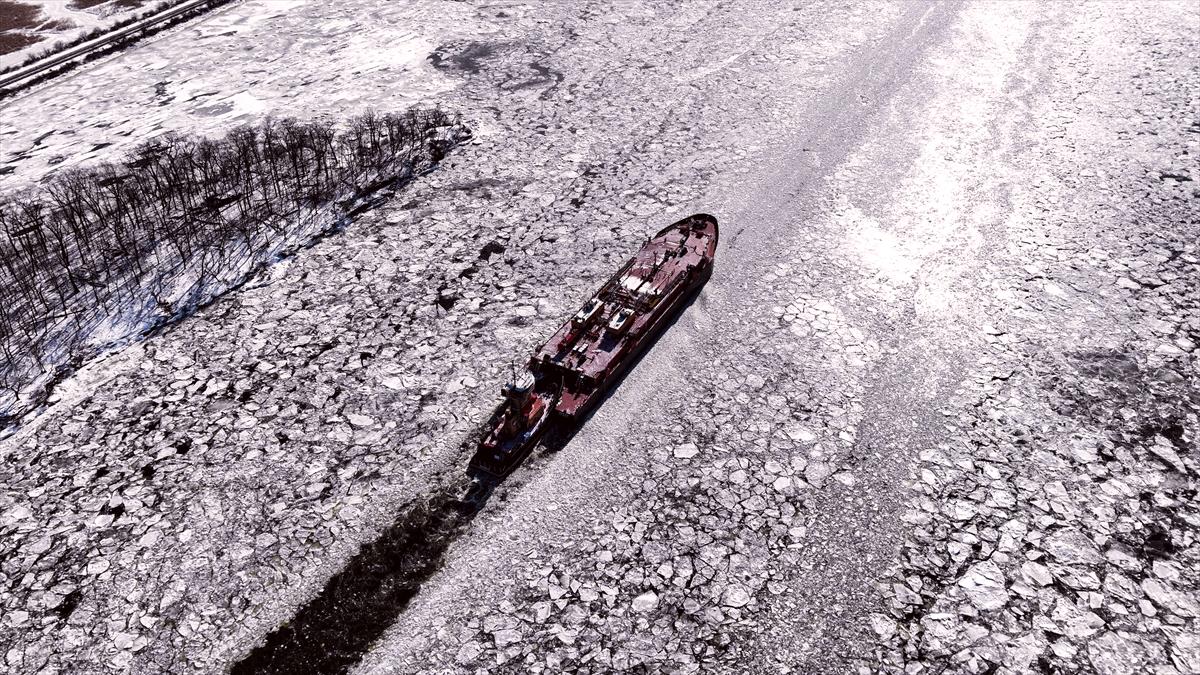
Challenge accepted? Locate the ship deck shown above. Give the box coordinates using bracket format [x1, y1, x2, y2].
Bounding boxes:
[532, 216, 717, 387]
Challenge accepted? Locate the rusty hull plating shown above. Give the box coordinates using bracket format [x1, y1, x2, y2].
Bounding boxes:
[467, 213, 718, 481]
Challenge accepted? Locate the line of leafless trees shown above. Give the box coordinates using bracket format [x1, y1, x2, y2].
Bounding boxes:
[0, 107, 460, 420]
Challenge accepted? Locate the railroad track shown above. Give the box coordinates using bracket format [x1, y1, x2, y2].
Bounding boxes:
[0, 0, 226, 96]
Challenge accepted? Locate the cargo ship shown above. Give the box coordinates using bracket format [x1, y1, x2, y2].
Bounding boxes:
[467, 213, 718, 481]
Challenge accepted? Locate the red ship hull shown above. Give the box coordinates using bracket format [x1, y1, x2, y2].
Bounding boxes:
[468, 214, 718, 480]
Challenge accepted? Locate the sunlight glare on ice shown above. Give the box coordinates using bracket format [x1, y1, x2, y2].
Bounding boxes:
[841, 203, 919, 285]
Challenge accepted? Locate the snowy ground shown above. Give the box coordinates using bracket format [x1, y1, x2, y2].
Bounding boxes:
[1, 1, 1198, 674]
[0, 1, 161, 69]
[0, 0, 464, 189]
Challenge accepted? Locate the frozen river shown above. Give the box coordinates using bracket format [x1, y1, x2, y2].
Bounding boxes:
[1, 1, 1198, 673]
